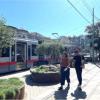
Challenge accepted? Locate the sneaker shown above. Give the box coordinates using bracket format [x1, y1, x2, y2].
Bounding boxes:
[58, 86, 63, 90]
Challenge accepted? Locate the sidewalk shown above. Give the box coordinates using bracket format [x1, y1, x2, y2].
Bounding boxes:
[0, 63, 100, 100]
[46, 63, 100, 100]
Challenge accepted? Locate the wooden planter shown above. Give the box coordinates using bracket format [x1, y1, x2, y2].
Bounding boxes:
[0, 78, 25, 100]
[30, 71, 60, 83]
[15, 85, 25, 100]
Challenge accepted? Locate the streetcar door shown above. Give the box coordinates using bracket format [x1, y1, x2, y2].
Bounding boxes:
[16, 42, 27, 70]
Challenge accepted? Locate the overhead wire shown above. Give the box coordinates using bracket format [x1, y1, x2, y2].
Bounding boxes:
[66, 0, 91, 24]
[67, 25, 85, 33]
[80, 0, 100, 21]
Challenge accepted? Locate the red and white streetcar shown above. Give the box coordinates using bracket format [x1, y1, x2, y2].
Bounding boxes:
[0, 26, 39, 74]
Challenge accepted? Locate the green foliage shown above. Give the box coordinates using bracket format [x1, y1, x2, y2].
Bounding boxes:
[36, 42, 64, 64]
[48, 42, 64, 56]
[0, 17, 14, 50]
[85, 22, 100, 51]
[31, 65, 60, 73]
[36, 43, 48, 55]
[0, 91, 5, 99]
[0, 78, 24, 99]
[35, 66, 49, 73]
[36, 42, 64, 56]
[5, 87, 18, 99]
[31, 66, 49, 73]
[7, 78, 24, 88]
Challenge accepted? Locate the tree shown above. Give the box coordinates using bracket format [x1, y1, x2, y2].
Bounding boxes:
[36, 43, 48, 56]
[36, 42, 64, 64]
[85, 22, 100, 37]
[0, 18, 14, 55]
[48, 42, 64, 64]
[85, 22, 100, 52]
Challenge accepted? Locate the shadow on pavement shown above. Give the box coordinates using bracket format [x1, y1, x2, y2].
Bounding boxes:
[25, 74, 59, 86]
[54, 86, 70, 100]
[24, 75, 35, 86]
[92, 63, 100, 68]
[71, 87, 87, 100]
[0, 69, 29, 77]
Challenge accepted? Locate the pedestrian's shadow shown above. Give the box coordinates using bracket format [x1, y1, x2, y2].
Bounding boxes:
[54, 86, 70, 100]
[71, 87, 87, 100]
[92, 62, 100, 68]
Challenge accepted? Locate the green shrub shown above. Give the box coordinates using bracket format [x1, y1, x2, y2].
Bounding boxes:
[7, 78, 24, 88]
[30, 65, 60, 73]
[0, 91, 5, 99]
[0, 79, 8, 85]
[5, 87, 18, 99]
[0, 78, 24, 99]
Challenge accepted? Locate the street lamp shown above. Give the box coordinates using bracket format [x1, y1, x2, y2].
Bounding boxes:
[52, 33, 59, 38]
[52, 33, 60, 42]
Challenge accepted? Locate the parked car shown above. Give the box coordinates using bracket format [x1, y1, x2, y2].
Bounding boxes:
[84, 54, 92, 62]
[84, 53, 99, 62]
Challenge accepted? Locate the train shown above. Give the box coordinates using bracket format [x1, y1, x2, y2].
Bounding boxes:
[0, 37, 39, 74]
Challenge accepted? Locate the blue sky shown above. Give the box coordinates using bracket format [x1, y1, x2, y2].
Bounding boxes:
[0, 0, 100, 38]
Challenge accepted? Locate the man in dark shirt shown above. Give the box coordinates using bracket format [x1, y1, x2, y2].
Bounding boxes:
[73, 50, 84, 90]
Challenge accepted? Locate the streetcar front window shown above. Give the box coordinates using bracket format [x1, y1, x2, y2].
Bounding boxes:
[1, 47, 10, 57]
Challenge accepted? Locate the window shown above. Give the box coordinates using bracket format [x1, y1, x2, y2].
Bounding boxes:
[1, 47, 10, 57]
[32, 44, 37, 56]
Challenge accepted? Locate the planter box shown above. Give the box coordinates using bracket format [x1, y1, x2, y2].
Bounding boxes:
[30, 71, 60, 83]
[15, 85, 25, 99]
[0, 78, 25, 100]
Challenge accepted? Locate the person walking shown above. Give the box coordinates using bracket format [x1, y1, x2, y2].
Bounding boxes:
[58, 52, 70, 90]
[73, 50, 84, 90]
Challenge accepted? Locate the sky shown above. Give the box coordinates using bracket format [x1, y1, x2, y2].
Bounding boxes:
[0, 0, 100, 38]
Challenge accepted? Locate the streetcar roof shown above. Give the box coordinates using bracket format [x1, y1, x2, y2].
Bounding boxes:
[14, 38, 38, 44]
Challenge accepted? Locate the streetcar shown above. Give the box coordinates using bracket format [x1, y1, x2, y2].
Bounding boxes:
[0, 26, 40, 74]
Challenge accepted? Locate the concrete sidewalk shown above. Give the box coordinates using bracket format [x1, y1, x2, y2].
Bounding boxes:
[46, 63, 100, 100]
[0, 63, 100, 100]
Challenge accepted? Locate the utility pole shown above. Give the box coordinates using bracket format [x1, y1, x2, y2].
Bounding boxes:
[92, 8, 95, 62]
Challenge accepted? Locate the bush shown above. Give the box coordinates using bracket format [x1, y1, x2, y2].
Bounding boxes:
[0, 78, 24, 100]
[30, 65, 60, 73]
[36, 42, 64, 64]
[0, 91, 5, 99]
